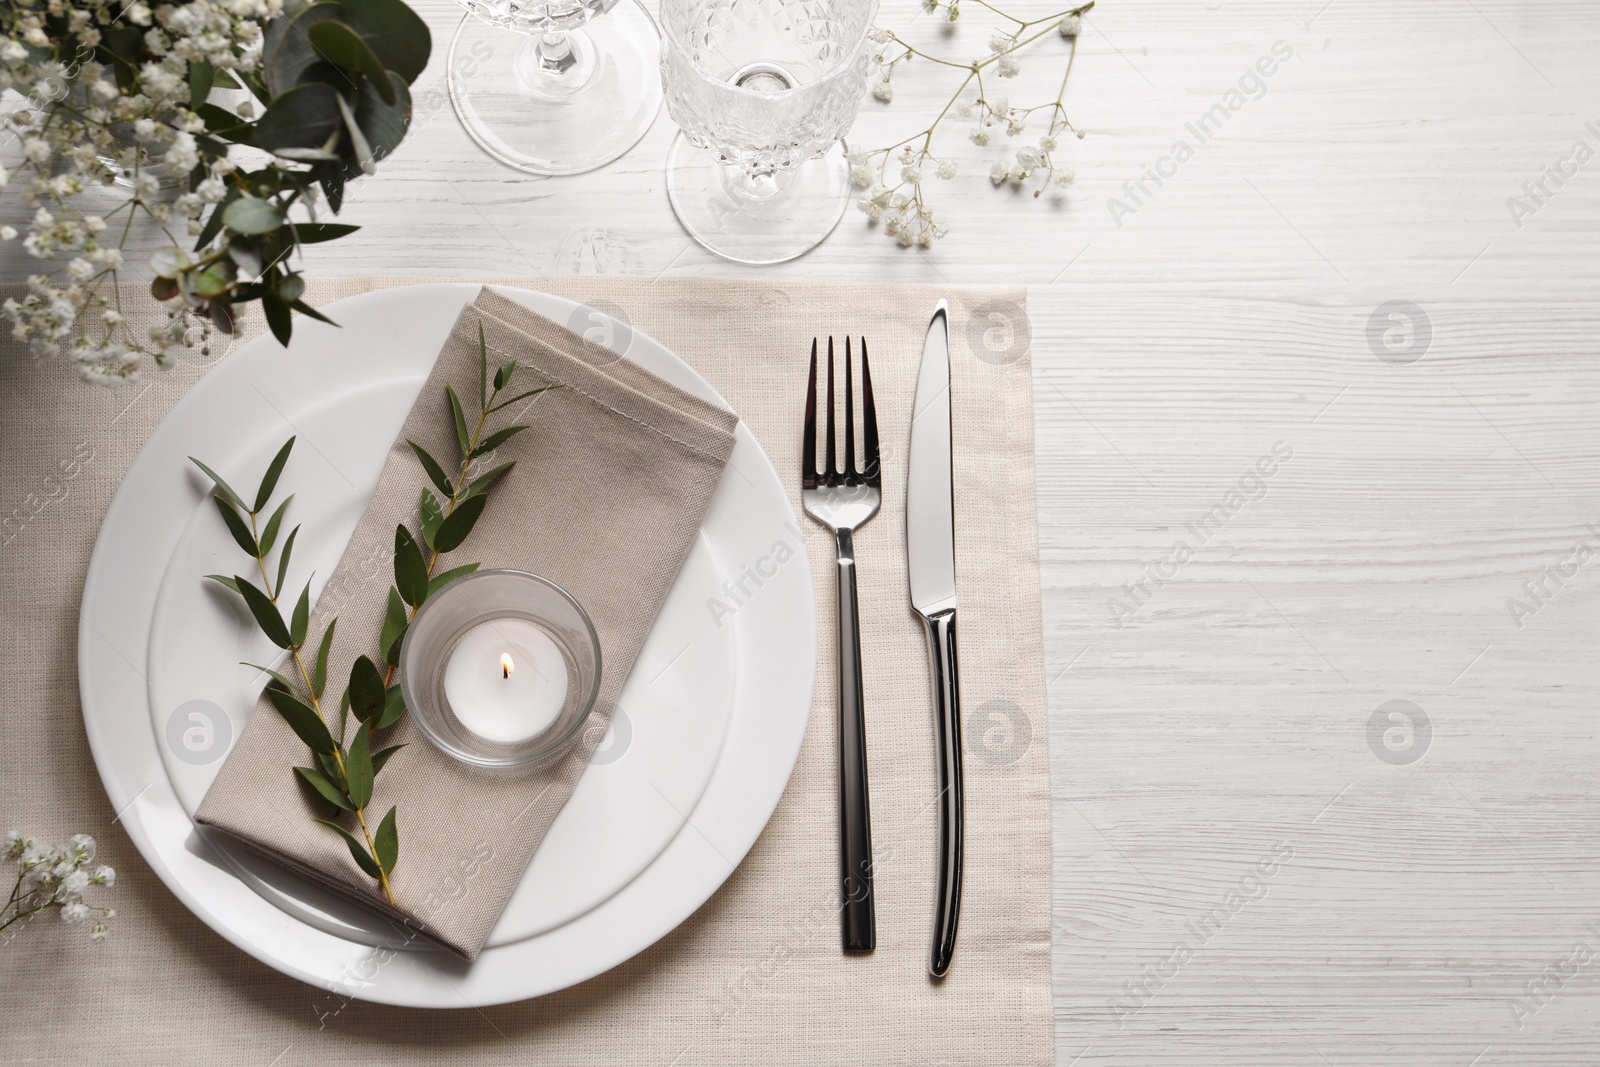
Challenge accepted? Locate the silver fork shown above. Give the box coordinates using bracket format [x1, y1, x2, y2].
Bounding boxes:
[802, 335, 880, 953]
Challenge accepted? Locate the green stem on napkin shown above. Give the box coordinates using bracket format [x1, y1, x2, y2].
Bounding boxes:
[192, 320, 553, 908]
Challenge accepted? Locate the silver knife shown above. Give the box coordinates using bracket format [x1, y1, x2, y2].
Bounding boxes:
[906, 300, 963, 979]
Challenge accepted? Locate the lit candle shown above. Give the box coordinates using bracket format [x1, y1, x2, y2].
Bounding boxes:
[441, 618, 569, 745]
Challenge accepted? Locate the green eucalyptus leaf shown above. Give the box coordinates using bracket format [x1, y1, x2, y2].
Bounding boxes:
[418, 487, 443, 550]
[461, 460, 514, 500]
[188, 59, 214, 111]
[229, 237, 264, 279]
[255, 81, 342, 155]
[478, 323, 488, 408]
[334, 90, 376, 174]
[193, 188, 240, 251]
[393, 525, 428, 607]
[296, 765, 353, 810]
[266, 686, 335, 754]
[493, 362, 514, 391]
[447, 385, 471, 458]
[426, 562, 478, 599]
[213, 495, 258, 557]
[431, 493, 487, 554]
[348, 654, 386, 725]
[234, 575, 291, 648]
[375, 684, 406, 730]
[259, 495, 293, 556]
[316, 749, 345, 788]
[291, 299, 337, 326]
[263, 2, 344, 96]
[276, 273, 306, 304]
[379, 587, 408, 666]
[315, 818, 381, 878]
[293, 222, 360, 244]
[290, 577, 312, 647]
[263, 293, 293, 347]
[374, 805, 398, 875]
[338, 685, 351, 741]
[333, 0, 431, 83]
[205, 574, 241, 594]
[471, 425, 528, 459]
[255, 436, 296, 511]
[487, 384, 557, 414]
[242, 661, 297, 693]
[407, 440, 455, 501]
[312, 618, 337, 700]
[371, 743, 405, 776]
[307, 20, 393, 102]
[276, 525, 300, 598]
[190, 456, 246, 510]
[345, 726, 374, 809]
[223, 196, 284, 237]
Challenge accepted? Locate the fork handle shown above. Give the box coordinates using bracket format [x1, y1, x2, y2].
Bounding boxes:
[834, 527, 876, 953]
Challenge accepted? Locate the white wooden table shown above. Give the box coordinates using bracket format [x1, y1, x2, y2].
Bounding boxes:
[6, 0, 1599, 1062]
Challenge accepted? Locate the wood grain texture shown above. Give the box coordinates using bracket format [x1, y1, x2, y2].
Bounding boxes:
[4, 0, 1599, 1063]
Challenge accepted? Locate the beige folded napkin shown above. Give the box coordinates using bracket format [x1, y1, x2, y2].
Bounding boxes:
[196, 286, 738, 959]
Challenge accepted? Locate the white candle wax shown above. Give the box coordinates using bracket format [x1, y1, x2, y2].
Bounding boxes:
[442, 618, 569, 745]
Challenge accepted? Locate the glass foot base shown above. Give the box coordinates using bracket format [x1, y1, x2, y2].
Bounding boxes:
[447, 2, 663, 176]
[665, 134, 850, 265]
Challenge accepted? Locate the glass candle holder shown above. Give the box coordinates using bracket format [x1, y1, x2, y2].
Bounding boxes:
[399, 569, 602, 769]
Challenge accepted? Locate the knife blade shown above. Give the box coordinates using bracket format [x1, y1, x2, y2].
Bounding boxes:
[906, 300, 963, 979]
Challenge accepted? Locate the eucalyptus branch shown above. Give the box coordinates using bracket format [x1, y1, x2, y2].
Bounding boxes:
[851, 0, 1096, 245]
[192, 323, 550, 907]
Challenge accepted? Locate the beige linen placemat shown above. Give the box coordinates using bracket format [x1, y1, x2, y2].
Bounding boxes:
[0, 276, 1052, 1067]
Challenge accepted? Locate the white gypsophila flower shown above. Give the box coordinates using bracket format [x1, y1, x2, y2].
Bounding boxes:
[92, 865, 116, 887]
[4, 829, 21, 851]
[849, 165, 873, 189]
[1055, 168, 1075, 186]
[867, 27, 890, 43]
[990, 161, 1009, 185]
[997, 55, 1020, 78]
[846, 146, 867, 167]
[901, 164, 922, 184]
[196, 176, 227, 202]
[91, 922, 110, 942]
[56, 870, 90, 902]
[989, 95, 1008, 115]
[1059, 14, 1082, 36]
[60, 902, 91, 924]
[68, 834, 96, 862]
[970, 128, 989, 146]
[936, 160, 957, 180]
[989, 33, 1013, 54]
[872, 78, 892, 103]
[1016, 146, 1041, 169]
[1041, 135, 1059, 152]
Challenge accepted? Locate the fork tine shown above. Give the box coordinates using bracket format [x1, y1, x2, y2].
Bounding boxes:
[844, 336, 857, 479]
[802, 338, 818, 491]
[861, 337, 880, 487]
[825, 337, 838, 485]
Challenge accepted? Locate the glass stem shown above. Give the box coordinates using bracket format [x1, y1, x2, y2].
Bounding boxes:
[536, 31, 577, 75]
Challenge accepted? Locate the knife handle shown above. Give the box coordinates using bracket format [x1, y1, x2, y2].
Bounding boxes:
[922, 607, 963, 978]
[834, 529, 876, 952]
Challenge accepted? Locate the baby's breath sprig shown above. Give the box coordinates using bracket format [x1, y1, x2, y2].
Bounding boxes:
[850, 0, 1093, 246]
[2, 831, 117, 942]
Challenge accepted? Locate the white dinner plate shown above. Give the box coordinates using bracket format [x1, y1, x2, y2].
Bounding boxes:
[78, 284, 816, 1006]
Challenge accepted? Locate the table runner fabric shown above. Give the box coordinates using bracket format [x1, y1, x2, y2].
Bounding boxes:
[0, 276, 1053, 1066]
[194, 287, 739, 960]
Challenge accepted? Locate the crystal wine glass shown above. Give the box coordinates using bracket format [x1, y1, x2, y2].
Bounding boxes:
[659, 0, 878, 264]
[448, 0, 663, 175]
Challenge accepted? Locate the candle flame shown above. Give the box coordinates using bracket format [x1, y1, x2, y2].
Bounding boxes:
[501, 652, 514, 679]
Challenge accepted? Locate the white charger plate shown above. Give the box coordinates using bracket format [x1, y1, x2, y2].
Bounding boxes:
[78, 284, 816, 1006]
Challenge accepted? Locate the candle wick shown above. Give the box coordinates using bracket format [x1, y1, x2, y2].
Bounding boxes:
[503, 664, 509, 679]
